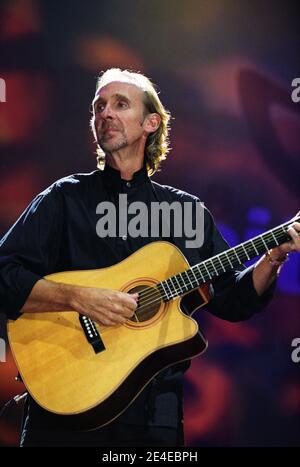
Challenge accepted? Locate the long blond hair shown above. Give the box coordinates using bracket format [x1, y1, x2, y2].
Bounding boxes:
[91, 68, 171, 176]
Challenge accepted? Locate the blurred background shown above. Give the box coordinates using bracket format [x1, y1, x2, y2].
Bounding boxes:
[0, 0, 299, 447]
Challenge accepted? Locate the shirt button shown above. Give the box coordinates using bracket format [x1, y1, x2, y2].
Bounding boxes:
[126, 182, 131, 188]
[122, 235, 127, 241]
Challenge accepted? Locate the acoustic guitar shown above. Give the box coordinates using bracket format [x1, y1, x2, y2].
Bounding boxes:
[7, 216, 298, 430]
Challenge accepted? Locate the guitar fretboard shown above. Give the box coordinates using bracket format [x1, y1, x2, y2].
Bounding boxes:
[159, 216, 298, 301]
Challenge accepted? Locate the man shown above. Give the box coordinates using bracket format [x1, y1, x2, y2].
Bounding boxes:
[0, 68, 299, 447]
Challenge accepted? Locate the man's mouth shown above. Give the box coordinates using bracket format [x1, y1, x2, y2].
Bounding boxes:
[102, 123, 119, 131]
[101, 127, 119, 137]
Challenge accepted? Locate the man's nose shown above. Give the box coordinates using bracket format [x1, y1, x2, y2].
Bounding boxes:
[100, 104, 114, 119]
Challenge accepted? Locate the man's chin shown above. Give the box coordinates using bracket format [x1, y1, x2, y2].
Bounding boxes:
[99, 140, 127, 152]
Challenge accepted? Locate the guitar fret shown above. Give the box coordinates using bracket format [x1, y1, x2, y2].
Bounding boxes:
[190, 267, 199, 285]
[196, 265, 205, 282]
[225, 253, 233, 268]
[217, 256, 226, 272]
[241, 243, 250, 260]
[279, 226, 288, 241]
[232, 248, 241, 264]
[174, 274, 183, 294]
[166, 280, 173, 298]
[178, 274, 187, 292]
[179, 272, 189, 292]
[210, 260, 218, 275]
[160, 281, 169, 300]
[270, 231, 279, 246]
[235, 246, 246, 262]
[185, 270, 194, 288]
[166, 278, 176, 298]
[203, 262, 212, 279]
[172, 280, 178, 296]
[261, 236, 269, 251]
[251, 240, 259, 255]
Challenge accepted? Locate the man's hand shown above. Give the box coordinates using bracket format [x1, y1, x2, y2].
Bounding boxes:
[71, 287, 139, 326]
[269, 213, 300, 259]
[253, 213, 300, 296]
[21, 279, 138, 327]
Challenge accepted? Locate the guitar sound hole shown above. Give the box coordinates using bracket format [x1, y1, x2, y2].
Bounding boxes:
[128, 285, 162, 323]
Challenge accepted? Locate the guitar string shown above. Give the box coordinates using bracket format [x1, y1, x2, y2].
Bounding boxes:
[129, 225, 292, 310]
[88, 221, 295, 330]
[128, 225, 293, 317]
[121, 224, 294, 317]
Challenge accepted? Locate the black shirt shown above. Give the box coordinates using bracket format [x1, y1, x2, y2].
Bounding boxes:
[0, 164, 274, 432]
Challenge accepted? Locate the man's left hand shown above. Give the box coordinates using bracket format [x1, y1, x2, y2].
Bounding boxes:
[272, 212, 300, 258]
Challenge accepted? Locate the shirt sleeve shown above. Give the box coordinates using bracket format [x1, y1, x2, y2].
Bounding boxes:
[202, 207, 276, 322]
[0, 185, 62, 320]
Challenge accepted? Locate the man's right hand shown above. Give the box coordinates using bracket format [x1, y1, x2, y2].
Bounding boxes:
[71, 287, 139, 326]
[21, 279, 138, 326]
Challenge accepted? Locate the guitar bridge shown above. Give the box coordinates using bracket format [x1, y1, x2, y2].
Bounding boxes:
[79, 315, 105, 354]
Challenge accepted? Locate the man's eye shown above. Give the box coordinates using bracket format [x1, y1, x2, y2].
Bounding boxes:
[117, 101, 128, 108]
[95, 104, 105, 113]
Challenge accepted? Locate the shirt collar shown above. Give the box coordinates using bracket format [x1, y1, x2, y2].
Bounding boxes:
[102, 161, 149, 192]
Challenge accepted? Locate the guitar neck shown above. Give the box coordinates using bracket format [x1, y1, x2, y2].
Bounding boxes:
[159, 216, 299, 301]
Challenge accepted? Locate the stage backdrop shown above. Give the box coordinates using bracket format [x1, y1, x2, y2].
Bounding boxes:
[0, 0, 299, 447]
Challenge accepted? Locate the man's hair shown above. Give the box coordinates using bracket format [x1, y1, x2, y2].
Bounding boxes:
[91, 68, 171, 176]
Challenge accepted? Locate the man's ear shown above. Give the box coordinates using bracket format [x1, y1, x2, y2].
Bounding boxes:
[143, 113, 161, 134]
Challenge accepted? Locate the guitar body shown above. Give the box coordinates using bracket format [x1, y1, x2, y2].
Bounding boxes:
[8, 241, 210, 430]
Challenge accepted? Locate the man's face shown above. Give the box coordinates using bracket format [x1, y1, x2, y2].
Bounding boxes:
[92, 81, 147, 153]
